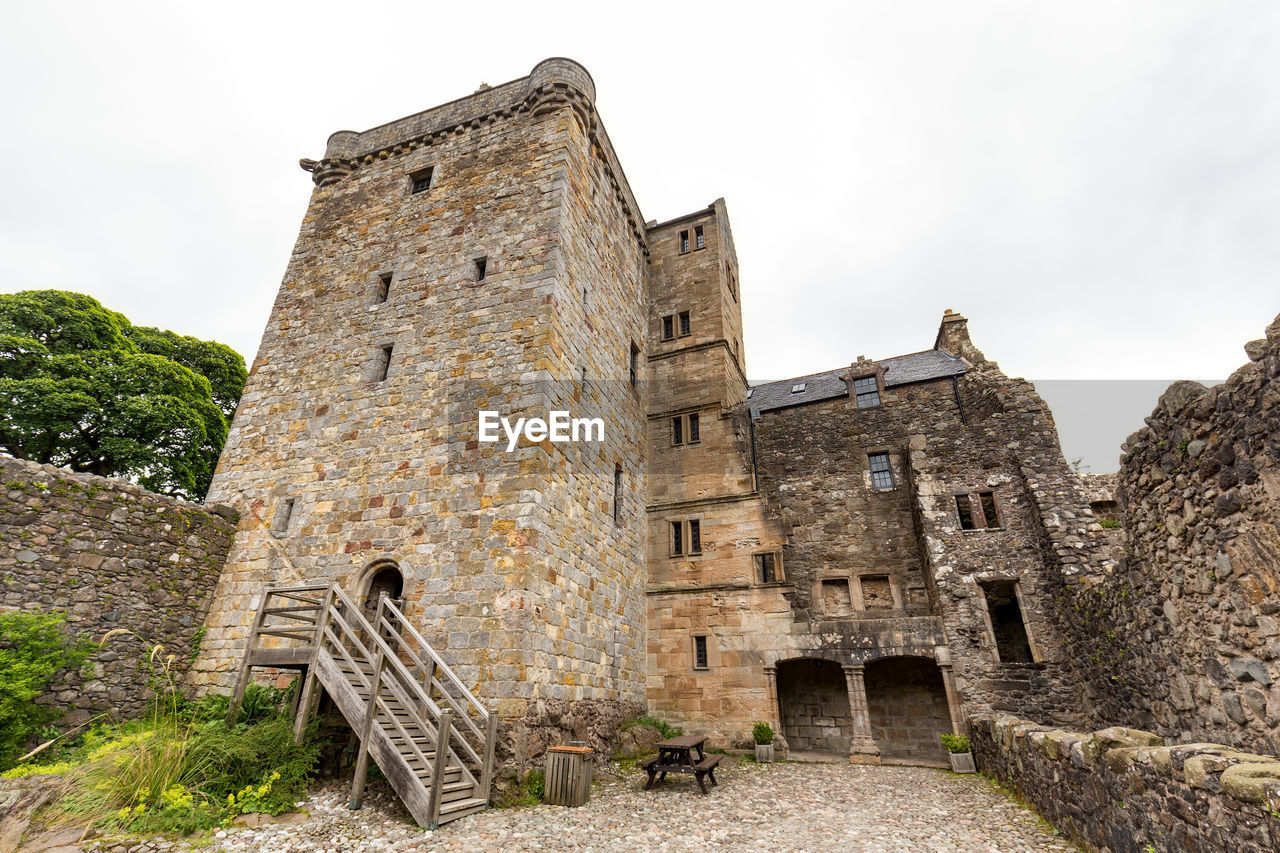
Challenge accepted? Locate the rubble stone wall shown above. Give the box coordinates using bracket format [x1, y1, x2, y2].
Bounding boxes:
[1070, 312, 1280, 754]
[0, 457, 236, 725]
[971, 712, 1280, 853]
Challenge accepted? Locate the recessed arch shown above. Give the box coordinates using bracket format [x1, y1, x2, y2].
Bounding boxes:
[864, 655, 951, 763]
[775, 657, 853, 755]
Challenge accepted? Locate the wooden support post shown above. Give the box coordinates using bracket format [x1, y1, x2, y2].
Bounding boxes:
[479, 709, 498, 804]
[293, 585, 335, 741]
[227, 591, 272, 725]
[428, 709, 454, 828]
[348, 594, 387, 811]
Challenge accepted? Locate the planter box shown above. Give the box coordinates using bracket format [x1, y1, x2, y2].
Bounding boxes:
[948, 751, 976, 774]
[755, 743, 775, 763]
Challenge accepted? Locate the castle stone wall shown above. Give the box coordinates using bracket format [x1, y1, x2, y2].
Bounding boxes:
[971, 712, 1280, 853]
[1066, 312, 1280, 754]
[0, 457, 235, 726]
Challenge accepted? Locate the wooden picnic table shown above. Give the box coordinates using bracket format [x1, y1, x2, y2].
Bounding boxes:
[639, 734, 723, 794]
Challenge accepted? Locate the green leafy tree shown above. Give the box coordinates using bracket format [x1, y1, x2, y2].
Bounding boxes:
[0, 609, 94, 770]
[0, 291, 246, 499]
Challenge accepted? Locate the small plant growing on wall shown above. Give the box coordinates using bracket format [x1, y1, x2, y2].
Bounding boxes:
[940, 733, 970, 753]
[752, 722, 775, 763]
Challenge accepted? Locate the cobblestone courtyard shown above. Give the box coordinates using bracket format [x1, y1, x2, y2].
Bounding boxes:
[191, 761, 1077, 853]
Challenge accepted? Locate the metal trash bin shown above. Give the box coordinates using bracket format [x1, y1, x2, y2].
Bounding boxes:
[544, 744, 594, 806]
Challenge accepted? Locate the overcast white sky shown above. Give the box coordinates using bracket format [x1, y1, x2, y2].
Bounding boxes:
[2, 1, 1277, 472]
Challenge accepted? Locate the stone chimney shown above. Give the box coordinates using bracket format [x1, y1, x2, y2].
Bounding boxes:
[934, 309, 986, 364]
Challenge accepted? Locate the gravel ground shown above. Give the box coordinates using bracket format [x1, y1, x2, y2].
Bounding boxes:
[175, 759, 1077, 853]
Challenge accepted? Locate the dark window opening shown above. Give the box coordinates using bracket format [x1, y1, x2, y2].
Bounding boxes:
[271, 498, 295, 536]
[982, 581, 1034, 663]
[979, 492, 1000, 528]
[688, 519, 701, 555]
[679, 311, 691, 336]
[376, 273, 392, 304]
[612, 464, 623, 525]
[956, 495, 976, 530]
[694, 225, 704, 249]
[376, 344, 393, 382]
[582, 286, 588, 305]
[679, 230, 690, 253]
[672, 416, 684, 445]
[410, 167, 433, 194]
[671, 521, 684, 556]
[869, 453, 894, 490]
[853, 376, 881, 409]
[756, 552, 777, 584]
[687, 413, 700, 443]
[629, 343, 639, 388]
[694, 635, 708, 669]
[662, 315, 675, 340]
[474, 257, 487, 281]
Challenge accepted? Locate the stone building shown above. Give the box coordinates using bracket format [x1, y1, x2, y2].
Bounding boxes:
[191, 57, 1110, 768]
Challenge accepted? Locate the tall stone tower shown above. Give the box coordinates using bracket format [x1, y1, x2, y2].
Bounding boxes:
[191, 59, 650, 762]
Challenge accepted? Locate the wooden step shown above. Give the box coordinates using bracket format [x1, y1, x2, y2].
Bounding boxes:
[438, 798, 488, 824]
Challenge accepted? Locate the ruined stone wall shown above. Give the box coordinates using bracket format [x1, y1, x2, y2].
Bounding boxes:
[0, 457, 235, 726]
[971, 712, 1280, 853]
[1068, 312, 1280, 754]
[193, 60, 649, 770]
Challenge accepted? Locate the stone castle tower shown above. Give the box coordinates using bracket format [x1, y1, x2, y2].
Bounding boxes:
[192, 59, 654, 758]
[194, 57, 1113, 768]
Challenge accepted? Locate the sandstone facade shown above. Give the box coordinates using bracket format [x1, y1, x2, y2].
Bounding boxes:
[193, 57, 1126, 770]
[0, 456, 235, 724]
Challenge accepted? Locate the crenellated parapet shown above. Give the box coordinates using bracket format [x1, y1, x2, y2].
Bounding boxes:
[295, 57, 649, 252]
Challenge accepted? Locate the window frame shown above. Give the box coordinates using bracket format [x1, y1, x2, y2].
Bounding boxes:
[755, 551, 780, 584]
[678, 311, 691, 337]
[853, 375, 881, 409]
[409, 166, 434, 195]
[693, 635, 709, 670]
[679, 230, 690, 254]
[662, 314, 675, 341]
[694, 225, 705, 250]
[868, 452, 894, 490]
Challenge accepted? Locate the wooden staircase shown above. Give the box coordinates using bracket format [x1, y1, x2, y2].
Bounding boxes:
[227, 583, 497, 828]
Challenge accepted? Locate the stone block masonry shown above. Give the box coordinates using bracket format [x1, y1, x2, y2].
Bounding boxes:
[0, 457, 236, 726]
[971, 712, 1280, 853]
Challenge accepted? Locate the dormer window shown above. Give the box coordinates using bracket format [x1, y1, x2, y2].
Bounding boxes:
[853, 376, 881, 409]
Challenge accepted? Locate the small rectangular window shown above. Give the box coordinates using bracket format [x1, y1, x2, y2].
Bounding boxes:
[672, 416, 684, 446]
[694, 225, 704, 249]
[687, 413, 700, 443]
[410, 167, 433, 194]
[271, 498, 295, 536]
[474, 257, 487, 281]
[853, 376, 881, 409]
[376, 344, 394, 382]
[756, 553, 777, 584]
[679, 230, 690, 253]
[981, 581, 1034, 663]
[956, 495, 976, 530]
[688, 519, 701, 555]
[869, 453, 894, 490]
[860, 575, 894, 609]
[979, 492, 1001, 528]
[679, 311, 691, 336]
[629, 343, 639, 388]
[662, 315, 675, 340]
[693, 635, 708, 669]
[671, 520, 684, 556]
[612, 464, 623, 525]
[376, 273, 392, 304]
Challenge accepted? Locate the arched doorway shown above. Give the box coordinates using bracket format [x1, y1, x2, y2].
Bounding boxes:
[360, 561, 404, 625]
[776, 658, 853, 755]
[864, 656, 951, 763]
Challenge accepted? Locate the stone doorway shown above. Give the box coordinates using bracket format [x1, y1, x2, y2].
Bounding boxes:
[864, 656, 951, 763]
[361, 561, 404, 624]
[776, 658, 854, 755]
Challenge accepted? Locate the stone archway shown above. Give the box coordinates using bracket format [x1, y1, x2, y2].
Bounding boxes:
[359, 560, 404, 624]
[776, 658, 854, 755]
[864, 656, 951, 763]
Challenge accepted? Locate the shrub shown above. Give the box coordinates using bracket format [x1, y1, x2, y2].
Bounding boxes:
[940, 733, 971, 754]
[752, 721, 774, 745]
[623, 715, 683, 739]
[1099, 518, 1122, 529]
[0, 609, 93, 770]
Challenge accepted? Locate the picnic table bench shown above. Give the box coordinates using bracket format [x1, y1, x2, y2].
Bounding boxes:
[640, 735, 723, 794]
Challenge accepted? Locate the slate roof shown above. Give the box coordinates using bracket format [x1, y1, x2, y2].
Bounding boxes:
[748, 349, 966, 413]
